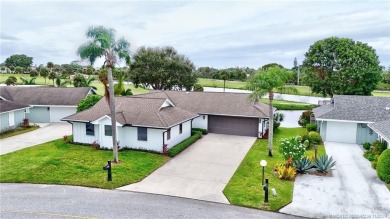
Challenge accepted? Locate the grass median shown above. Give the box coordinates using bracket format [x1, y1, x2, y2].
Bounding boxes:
[0, 138, 168, 189]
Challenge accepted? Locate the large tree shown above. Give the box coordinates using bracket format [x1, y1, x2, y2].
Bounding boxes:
[4, 54, 33, 69]
[130, 46, 196, 90]
[247, 66, 297, 157]
[77, 25, 130, 163]
[303, 37, 382, 97]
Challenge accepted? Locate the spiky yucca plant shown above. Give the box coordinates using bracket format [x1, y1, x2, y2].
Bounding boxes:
[294, 157, 314, 174]
[314, 155, 336, 173]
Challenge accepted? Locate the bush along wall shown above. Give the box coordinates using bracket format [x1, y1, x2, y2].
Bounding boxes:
[168, 130, 202, 157]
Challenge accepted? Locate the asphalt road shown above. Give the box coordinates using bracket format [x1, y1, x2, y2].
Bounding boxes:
[0, 183, 303, 219]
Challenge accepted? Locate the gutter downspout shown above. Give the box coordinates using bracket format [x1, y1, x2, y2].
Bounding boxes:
[162, 129, 168, 155]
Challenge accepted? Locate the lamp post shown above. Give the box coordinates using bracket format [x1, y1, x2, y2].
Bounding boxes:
[260, 160, 267, 185]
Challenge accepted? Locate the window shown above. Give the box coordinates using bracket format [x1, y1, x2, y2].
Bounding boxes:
[203, 115, 205, 120]
[179, 124, 182, 134]
[9, 112, 14, 126]
[86, 123, 94, 136]
[105, 125, 112, 136]
[167, 129, 171, 140]
[138, 127, 147, 141]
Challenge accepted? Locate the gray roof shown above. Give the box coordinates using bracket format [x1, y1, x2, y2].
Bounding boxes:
[63, 96, 199, 128]
[0, 100, 30, 113]
[313, 95, 390, 122]
[0, 87, 92, 106]
[135, 90, 271, 118]
[368, 120, 390, 142]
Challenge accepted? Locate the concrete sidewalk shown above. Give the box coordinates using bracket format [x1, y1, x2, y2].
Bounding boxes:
[118, 133, 256, 204]
[280, 142, 390, 218]
[0, 123, 72, 155]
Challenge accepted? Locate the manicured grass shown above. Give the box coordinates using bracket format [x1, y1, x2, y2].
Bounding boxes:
[223, 127, 325, 211]
[0, 74, 149, 96]
[0, 126, 39, 139]
[372, 91, 390, 97]
[0, 139, 169, 189]
[197, 78, 247, 89]
[261, 99, 315, 110]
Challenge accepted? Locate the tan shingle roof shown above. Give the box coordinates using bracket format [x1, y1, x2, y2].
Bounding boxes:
[63, 96, 199, 128]
[0, 87, 92, 106]
[0, 100, 30, 113]
[135, 90, 270, 118]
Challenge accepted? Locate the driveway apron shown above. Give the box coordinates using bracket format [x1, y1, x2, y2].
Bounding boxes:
[118, 133, 256, 204]
[280, 142, 390, 218]
[0, 123, 72, 155]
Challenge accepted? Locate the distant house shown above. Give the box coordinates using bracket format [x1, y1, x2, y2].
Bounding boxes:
[0, 87, 94, 123]
[62, 91, 271, 152]
[313, 95, 390, 147]
[0, 100, 30, 132]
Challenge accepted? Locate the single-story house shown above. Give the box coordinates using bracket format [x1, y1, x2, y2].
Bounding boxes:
[0, 100, 30, 133]
[312, 95, 390, 147]
[0, 87, 94, 123]
[62, 91, 271, 152]
[368, 119, 390, 147]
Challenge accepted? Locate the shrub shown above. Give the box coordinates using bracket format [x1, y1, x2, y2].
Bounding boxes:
[364, 151, 376, 161]
[298, 110, 312, 127]
[279, 136, 308, 161]
[376, 149, 390, 183]
[193, 84, 204, 91]
[371, 160, 377, 169]
[5, 76, 17, 86]
[275, 164, 296, 180]
[363, 142, 371, 150]
[168, 132, 202, 157]
[29, 69, 38, 77]
[273, 112, 284, 131]
[314, 155, 336, 173]
[308, 131, 322, 145]
[371, 141, 387, 155]
[77, 95, 102, 112]
[192, 128, 208, 135]
[306, 123, 317, 132]
[294, 157, 314, 174]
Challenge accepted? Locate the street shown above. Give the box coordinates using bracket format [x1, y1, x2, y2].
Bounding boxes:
[0, 183, 302, 219]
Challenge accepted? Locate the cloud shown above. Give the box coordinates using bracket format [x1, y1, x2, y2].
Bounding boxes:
[0, 1, 389, 69]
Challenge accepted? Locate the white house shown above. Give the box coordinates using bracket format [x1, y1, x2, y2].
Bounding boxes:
[63, 91, 271, 153]
[313, 95, 390, 147]
[0, 100, 30, 132]
[0, 87, 94, 123]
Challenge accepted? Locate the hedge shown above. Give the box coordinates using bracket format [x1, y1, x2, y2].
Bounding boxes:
[168, 131, 202, 157]
[192, 128, 208, 135]
[376, 149, 390, 183]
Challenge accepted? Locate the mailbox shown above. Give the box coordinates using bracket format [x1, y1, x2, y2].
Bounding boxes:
[103, 160, 112, 181]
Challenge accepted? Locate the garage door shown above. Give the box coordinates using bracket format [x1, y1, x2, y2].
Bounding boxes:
[326, 121, 357, 143]
[208, 115, 258, 137]
[50, 107, 77, 122]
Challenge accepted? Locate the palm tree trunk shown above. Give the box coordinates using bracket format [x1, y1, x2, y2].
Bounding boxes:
[268, 91, 274, 157]
[108, 67, 119, 162]
[223, 79, 226, 92]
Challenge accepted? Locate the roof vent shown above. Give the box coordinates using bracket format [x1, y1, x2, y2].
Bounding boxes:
[386, 107, 390, 111]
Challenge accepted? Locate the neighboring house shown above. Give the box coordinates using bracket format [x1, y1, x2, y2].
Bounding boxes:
[62, 91, 271, 152]
[368, 119, 390, 147]
[312, 95, 390, 146]
[0, 100, 30, 132]
[0, 87, 94, 123]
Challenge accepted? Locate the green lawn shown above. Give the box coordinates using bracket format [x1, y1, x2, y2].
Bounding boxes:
[0, 74, 149, 96]
[223, 127, 326, 211]
[197, 78, 390, 97]
[0, 139, 169, 189]
[261, 99, 314, 110]
[0, 126, 39, 139]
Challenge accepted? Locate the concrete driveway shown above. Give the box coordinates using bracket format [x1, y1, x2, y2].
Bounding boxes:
[280, 142, 390, 218]
[118, 133, 256, 204]
[0, 123, 72, 155]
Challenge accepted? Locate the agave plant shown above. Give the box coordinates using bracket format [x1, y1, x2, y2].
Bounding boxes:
[314, 155, 336, 173]
[294, 157, 314, 174]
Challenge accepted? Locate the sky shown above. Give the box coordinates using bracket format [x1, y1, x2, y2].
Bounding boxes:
[1, 0, 389, 69]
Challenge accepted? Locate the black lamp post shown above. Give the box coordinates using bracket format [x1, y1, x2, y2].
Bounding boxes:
[260, 160, 267, 185]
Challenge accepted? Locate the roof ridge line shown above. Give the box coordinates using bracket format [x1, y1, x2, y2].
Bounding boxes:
[156, 110, 168, 127]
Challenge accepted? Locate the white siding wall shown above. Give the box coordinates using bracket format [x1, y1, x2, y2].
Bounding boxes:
[51, 107, 77, 122]
[120, 127, 164, 152]
[165, 120, 192, 149]
[192, 115, 207, 129]
[73, 122, 99, 144]
[98, 117, 120, 148]
[326, 121, 357, 143]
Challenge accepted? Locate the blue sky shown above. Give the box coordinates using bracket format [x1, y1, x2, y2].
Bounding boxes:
[1, 0, 389, 69]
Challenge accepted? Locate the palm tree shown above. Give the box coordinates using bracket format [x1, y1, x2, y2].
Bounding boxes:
[20, 77, 36, 85]
[73, 74, 97, 90]
[55, 75, 70, 87]
[114, 70, 126, 95]
[77, 25, 130, 163]
[47, 62, 54, 72]
[247, 66, 298, 157]
[219, 70, 229, 92]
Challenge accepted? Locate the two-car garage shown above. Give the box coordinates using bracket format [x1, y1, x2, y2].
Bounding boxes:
[27, 106, 77, 123]
[207, 115, 259, 137]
